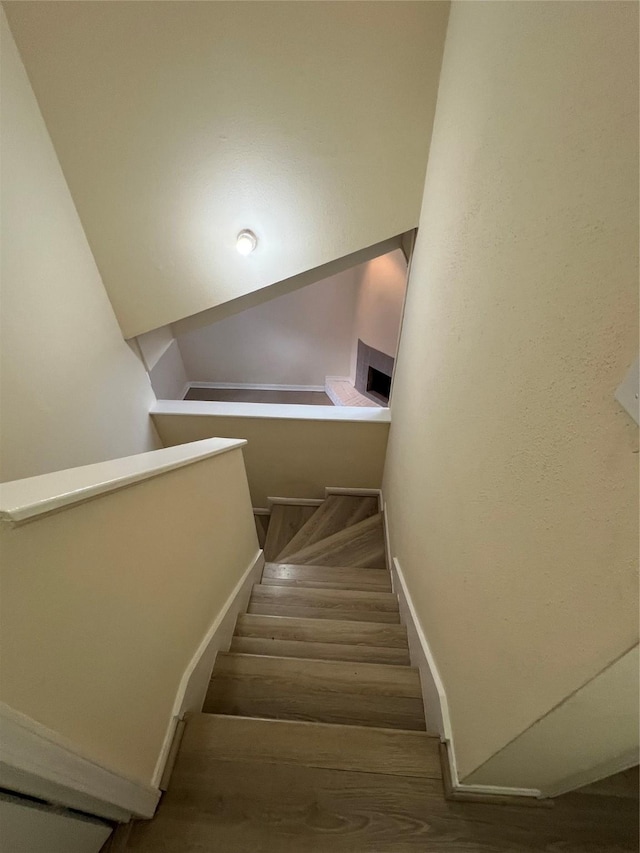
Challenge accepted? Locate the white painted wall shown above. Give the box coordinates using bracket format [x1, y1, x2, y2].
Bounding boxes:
[176, 268, 361, 388]
[136, 326, 174, 372]
[350, 249, 407, 379]
[136, 328, 189, 400]
[5, 2, 449, 337]
[0, 12, 159, 483]
[148, 341, 189, 400]
[383, 0, 639, 784]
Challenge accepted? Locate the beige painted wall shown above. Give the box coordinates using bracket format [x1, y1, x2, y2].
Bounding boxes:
[0, 12, 159, 483]
[0, 449, 258, 784]
[383, 0, 639, 783]
[464, 645, 639, 792]
[5, 2, 449, 338]
[350, 249, 407, 379]
[154, 414, 389, 507]
[176, 268, 361, 388]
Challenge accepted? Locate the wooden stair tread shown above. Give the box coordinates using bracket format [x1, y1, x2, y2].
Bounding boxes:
[131, 759, 449, 851]
[204, 653, 425, 730]
[276, 495, 379, 561]
[282, 512, 386, 568]
[263, 504, 316, 561]
[251, 584, 398, 610]
[179, 714, 440, 778]
[262, 562, 391, 592]
[234, 613, 409, 648]
[249, 584, 399, 623]
[211, 652, 421, 696]
[127, 757, 638, 852]
[230, 636, 411, 665]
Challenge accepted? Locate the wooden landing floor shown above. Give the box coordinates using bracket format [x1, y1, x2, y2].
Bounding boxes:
[126, 756, 638, 852]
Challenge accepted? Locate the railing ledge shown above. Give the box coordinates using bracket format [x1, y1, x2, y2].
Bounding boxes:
[0, 437, 246, 524]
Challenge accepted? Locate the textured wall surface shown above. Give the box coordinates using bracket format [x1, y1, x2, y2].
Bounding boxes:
[5, 2, 449, 337]
[383, 0, 639, 782]
[0, 12, 158, 482]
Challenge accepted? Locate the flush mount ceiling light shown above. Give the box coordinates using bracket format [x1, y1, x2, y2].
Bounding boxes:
[236, 229, 257, 255]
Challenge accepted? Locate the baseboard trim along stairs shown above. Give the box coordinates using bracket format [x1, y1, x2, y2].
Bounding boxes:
[382, 502, 545, 804]
[151, 548, 264, 788]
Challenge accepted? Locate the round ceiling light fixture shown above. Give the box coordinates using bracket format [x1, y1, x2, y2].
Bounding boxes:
[236, 229, 257, 255]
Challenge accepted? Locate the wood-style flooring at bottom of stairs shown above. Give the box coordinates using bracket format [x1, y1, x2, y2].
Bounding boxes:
[124, 715, 639, 853]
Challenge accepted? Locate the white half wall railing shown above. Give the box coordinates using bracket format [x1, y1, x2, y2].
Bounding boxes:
[0, 438, 262, 821]
[151, 400, 391, 508]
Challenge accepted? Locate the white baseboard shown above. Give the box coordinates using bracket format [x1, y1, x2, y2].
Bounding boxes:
[382, 504, 542, 801]
[151, 549, 264, 787]
[267, 496, 325, 507]
[0, 703, 160, 822]
[325, 486, 383, 511]
[252, 507, 271, 516]
[186, 382, 326, 392]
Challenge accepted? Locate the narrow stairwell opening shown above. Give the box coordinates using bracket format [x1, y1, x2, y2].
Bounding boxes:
[139, 247, 409, 411]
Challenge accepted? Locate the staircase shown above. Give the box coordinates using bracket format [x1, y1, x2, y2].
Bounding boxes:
[124, 493, 444, 851]
[117, 493, 640, 851]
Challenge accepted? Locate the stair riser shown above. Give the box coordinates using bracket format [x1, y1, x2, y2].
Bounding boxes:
[251, 584, 398, 610]
[179, 715, 440, 778]
[235, 614, 409, 648]
[230, 636, 411, 665]
[261, 577, 391, 592]
[211, 653, 421, 696]
[247, 603, 400, 623]
[203, 684, 426, 730]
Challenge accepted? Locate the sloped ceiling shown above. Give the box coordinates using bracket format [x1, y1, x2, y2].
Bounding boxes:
[5, 1, 449, 338]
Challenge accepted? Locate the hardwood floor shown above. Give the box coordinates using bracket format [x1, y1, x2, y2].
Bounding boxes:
[249, 584, 400, 618]
[175, 715, 441, 777]
[121, 493, 639, 852]
[263, 504, 317, 561]
[277, 495, 379, 560]
[184, 387, 334, 405]
[261, 562, 391, 592]
[282, 512, 387, 568]
[230, 635, 411, 665]
[203, 653, 426, 729]
[127, 756, 638, 852]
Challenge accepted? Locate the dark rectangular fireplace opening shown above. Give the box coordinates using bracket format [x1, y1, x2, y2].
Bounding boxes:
[366, 366, 392, 404]
[355, 339, 395, 406]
